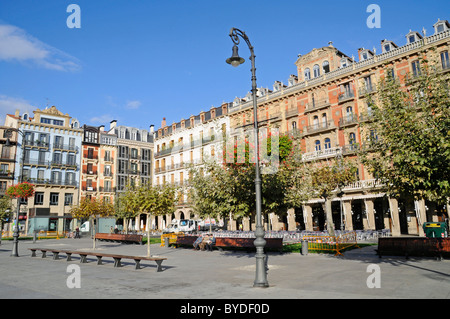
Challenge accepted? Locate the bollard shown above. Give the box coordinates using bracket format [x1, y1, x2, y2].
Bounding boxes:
[301, 240, 308, 255]
[164, 237, 169, 247]
[33, 230, 37, 243]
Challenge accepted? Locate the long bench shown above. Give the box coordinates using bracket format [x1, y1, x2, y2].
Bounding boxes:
[376, 237, 450, 260]
[94, 233, 143, 245]
[28, 248, 166, 272]
[174, 236, 283, 252]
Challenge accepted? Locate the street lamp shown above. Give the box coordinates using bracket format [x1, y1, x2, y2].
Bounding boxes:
[226, 28, 269, 288]
[5, 128, 25, 257]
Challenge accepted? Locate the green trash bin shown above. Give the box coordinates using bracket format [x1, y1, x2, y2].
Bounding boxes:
[423, 222, 448, 238]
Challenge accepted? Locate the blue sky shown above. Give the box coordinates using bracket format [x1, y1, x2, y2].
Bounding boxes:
[0, 0, 448, 131]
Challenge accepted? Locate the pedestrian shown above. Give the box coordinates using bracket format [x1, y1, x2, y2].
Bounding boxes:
[114, 225, 119, 234]
[193, 235, 203, 250]
[75, 226, 80, 239]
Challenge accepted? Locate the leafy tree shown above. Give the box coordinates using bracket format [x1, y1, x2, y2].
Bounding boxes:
[70, 197, 114, 248]
[360, 56, 450, 204]
[0, 196, 13, 244]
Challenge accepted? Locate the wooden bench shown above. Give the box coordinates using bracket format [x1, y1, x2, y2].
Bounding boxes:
[28, 248, 167, 272]
[215, 237, 283, 252]
[95, 233, 143, 245]
[174, 236, 283, 252]
[376, 237, 450, 260]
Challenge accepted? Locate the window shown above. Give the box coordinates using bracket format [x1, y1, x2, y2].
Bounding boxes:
[322, 61, 330, 73]
[313, 65, 320, 78]
[314, 140, 321, 151]
[50, 193, 59, 205]
[54, 135, 63, 149]
[51, 171, 61, 184]
[324, 138, 331, 149]
[304, 68, 311, 80]
[411, 60, 421, 77]
[313, 116, 319, 129]
[291, 121, 297, 131]
[409, 35, 416, 44]
[40, 117, 52, 124]
[53, 120, 63, 126]
[34, 192, 44, 205]
[349, 132, 357, 144]
[53, 152, 62, 164]
[384, 44, 391, 52]
[440, 51, 449, 70]
[64, 193, 73, 206]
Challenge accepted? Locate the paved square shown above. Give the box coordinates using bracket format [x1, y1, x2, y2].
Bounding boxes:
[0, 237, 449, 299]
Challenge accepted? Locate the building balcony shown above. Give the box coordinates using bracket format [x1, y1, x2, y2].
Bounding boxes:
[53, 143, 78, 153]
[27, 178, 78, 187]
[339, 114, 359, 127]
[342, 179, 384, 191]
[0, 171, 14, 179]
[358, 84, 377, 97]
[338, 91, 355, 103]
[302, 147, 342, 162]
[304, 99, 331, 113]
[303, 120, 336, 135]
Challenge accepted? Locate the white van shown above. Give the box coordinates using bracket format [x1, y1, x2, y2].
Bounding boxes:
[80, 221, 90, 232]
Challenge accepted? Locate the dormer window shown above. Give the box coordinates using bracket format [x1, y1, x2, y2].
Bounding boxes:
[381, 40, 398, 53]
[406, 30, 423, 44]
[288, 75, 298, 86]
[340, 57, 351, 68]
[433, 19, 450, 34]
[359, 49, 374, 61]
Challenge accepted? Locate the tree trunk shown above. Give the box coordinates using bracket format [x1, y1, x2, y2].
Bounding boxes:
[323, 197, 336, 237]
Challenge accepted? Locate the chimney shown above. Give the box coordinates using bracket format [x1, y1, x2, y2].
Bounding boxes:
[150, 124, 154, 133]
[110, 120, 117, 131]
[161, 117, 166, 127]
[15, 109, 20, 118]
[99, 125, 105, 132]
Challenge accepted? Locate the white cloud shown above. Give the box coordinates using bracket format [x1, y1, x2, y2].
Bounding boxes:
[0, 24, 81, 72]
[125, 100, 141, 110]
[0, 94, 34, 124]
[90, 114, 115, 124]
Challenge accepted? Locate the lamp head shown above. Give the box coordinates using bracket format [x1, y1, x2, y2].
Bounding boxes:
[226, 44, 245, 67]
[5, 138, 11, 147]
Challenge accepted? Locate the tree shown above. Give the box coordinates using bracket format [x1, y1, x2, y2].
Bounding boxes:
[0, 196, 13, 244]
[360, 56, 450, 204]
[309, 158, 358, 236]
[188, 132, 295, 230]
[70, 197, 114, 248]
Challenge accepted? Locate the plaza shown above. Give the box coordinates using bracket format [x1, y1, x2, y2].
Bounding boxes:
[0, 237, 449, 300]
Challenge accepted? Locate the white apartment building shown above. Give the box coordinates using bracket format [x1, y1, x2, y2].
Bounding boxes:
[153, 103, 230, 229]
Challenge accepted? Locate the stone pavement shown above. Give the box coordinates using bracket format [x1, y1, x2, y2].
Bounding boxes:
[0, 236, 449, 300]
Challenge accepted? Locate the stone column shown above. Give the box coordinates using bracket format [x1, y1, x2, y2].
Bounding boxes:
[414, 199, 427, 237]
[388, 197, 401, 236]
[287, 208, 296, 231]
[343, 200, 353, 230]
[364, 199, 376, 230]
[302, 205, 313, 231]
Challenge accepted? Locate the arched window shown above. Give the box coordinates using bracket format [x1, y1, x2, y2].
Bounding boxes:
[304, 68, 311, 80]
[313, 64, 320, 78]
[322, 61, 330, 73]
[315, 140, 321, 151]
[349, 132, 356, 144]
[321, 113, 327, 127]
[291, 121, 297, 131]
[313, 115, 319, 129]
[324, 138, 331, 149]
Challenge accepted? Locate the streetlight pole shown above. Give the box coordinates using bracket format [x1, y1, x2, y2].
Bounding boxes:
[226, 27, 268, 288]
[5, 128, 25, 257]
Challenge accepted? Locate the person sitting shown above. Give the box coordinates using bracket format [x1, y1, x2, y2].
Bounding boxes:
[193, 235, 203, 250]
[205, 235, 215, 252]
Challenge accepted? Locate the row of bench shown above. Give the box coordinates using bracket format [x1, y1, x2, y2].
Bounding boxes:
[29, 248, 166, 272]
[174, 236, 284, 252]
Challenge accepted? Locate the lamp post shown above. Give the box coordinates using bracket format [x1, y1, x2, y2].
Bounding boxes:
[5, 128, 25, 257]
[226, 27, 268, 288]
